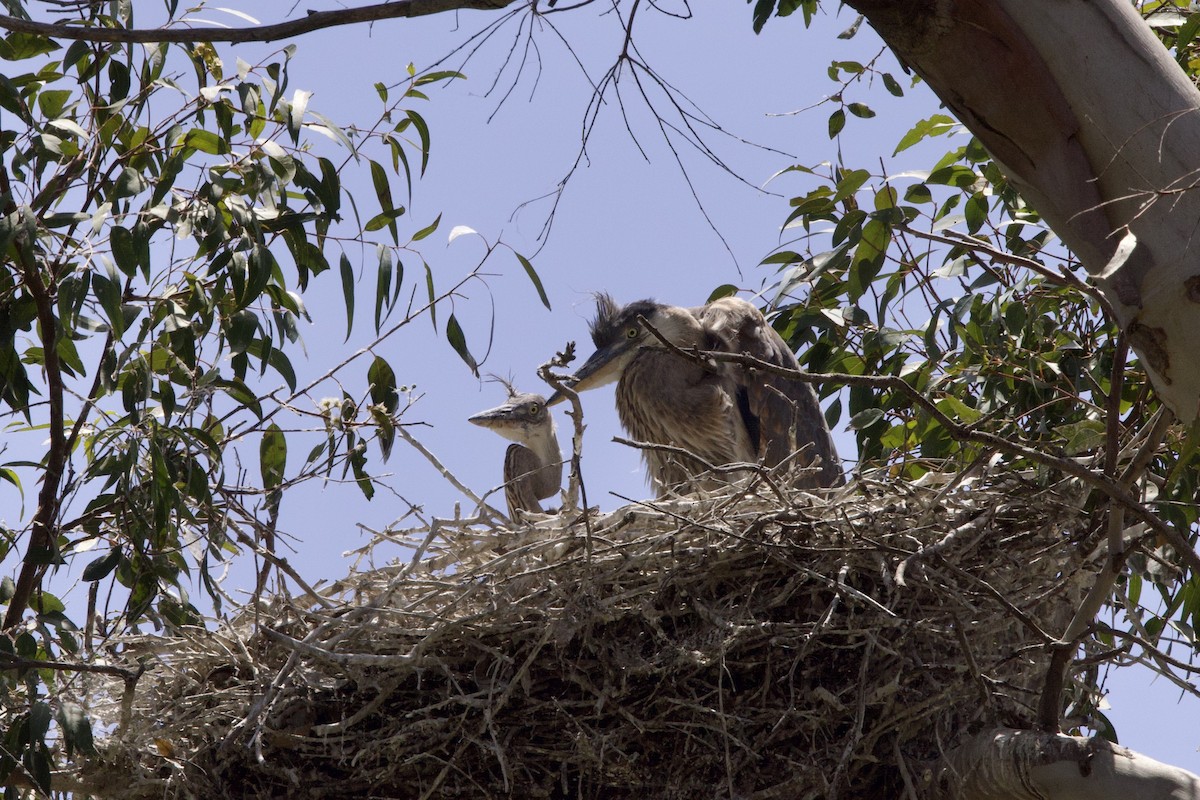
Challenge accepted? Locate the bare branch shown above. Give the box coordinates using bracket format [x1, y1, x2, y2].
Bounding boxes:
[0, 0, 525, 44]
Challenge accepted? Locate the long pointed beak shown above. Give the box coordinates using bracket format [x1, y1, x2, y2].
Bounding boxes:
[468, 402, 521, 429]
[546, 341, 629, 406]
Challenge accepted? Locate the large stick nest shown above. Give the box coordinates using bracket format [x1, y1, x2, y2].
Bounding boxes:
[80, 470, 1097, 799]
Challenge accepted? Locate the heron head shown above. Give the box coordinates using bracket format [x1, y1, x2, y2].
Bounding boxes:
[547, 294, 700, 406]
[469, 392, 552, 443]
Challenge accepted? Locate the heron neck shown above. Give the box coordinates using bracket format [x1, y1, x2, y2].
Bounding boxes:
[526, 423, 563, 498]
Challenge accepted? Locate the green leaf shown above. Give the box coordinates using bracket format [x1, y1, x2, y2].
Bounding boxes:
[849, 408, 884, 430]
[247, 338, 297, 392]
[30, 590, 65, 614]
[340, 253, 355, 341]
[849, 216, 892, 300]
[424, 262, 437, 330]
[928, 164, 979, 189]
[903, 184, 933, 204]
[260, 423, 287, 490]
[82, 548, 121, 582]
[180, 128, 228, 155]
[92, 271, 125, 338]
[707, 284, 738, 302]
[1091, 710, 1119, 744]
[226, 309, 258, 356]
[882, 72, 904, 97]
[414, 70, 466, 86]
[29, 701, 52, 742]
[114, 166, 147, 198]
[516, 252, 551, 310]
[288, 89, 311, 144]
[350, 443, 375, 500]
[37, 89, 72, 118]
[371, 405, 395, 461]
[446, 313, 478, 376]
[374, 245, 393, 332]
[0, 32, 59, 61]
[56, 334, 86, 376]
[368, 356, 399, 414]
[893, 114, 958, 156]
[369, 159, 394, 212]
[217, 378, 263, 418]
[847, 102, 875, 119]
[833, 168, 870, 201]
[751, 0, 776, 33]
[827, 108, 846, 138]
[56, 701, 97, 756]
[411, 213, 441, 242]
[1177, 14, 1200, 58]
[405, 110, 432, 176]
[873, 186, 898, 211]
[364, 207, 405, 232]
[0, 468, 22, 500]
[936, 395, 982, 425]
[965, 193, 989, 233]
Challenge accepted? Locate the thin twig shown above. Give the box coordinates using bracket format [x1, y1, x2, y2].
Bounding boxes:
[538, 345, 594, 557]
[396, 425, 506, 520]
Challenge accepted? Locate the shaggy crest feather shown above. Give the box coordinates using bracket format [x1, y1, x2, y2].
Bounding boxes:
[588, 293, 660, 349]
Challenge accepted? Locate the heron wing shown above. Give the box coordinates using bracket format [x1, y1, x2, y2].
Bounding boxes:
[697, 298, 843, 488]
[618, 348, 754, 494]
[504, 443, 544, 516]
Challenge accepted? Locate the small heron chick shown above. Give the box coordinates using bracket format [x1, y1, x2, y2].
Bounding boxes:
[469, 391, 562, 517]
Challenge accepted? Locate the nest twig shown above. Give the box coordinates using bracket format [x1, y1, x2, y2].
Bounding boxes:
[76, 469, 1097, 799]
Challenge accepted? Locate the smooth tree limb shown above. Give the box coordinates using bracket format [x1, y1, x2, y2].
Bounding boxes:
[938, 728, 1200, 800]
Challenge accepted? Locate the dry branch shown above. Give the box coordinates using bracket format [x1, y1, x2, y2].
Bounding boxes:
[0, 0, 524, 44]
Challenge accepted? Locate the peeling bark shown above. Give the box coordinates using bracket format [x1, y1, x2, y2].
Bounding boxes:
[937, 728, 1200, 800]
[847, 0, 1200, 419]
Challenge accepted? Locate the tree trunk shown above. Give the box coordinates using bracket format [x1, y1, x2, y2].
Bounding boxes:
[938, 728, 1200, 800]
[845, 0, 1200, 421]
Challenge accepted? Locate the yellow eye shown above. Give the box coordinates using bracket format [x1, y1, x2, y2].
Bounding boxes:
[626, 327, 639, 339]
[528, 404, 541, 416]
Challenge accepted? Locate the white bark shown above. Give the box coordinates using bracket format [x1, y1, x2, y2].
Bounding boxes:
[939, 728, 1200, 800]
[848, 0, 1200, 420]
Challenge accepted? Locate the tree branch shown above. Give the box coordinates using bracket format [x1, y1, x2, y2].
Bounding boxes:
[0, 650, 139, 681]
[0, 0, 523, 44]
[938, 727, 1200, 800]
[1, 187, 69, 630]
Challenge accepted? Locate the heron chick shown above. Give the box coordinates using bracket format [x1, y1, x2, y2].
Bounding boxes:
[550, 294, 842, 494]
[469, 391, 562, 517]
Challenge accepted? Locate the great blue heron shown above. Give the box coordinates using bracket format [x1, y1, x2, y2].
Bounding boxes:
[550, 294, 842, 494]
[469, 390, 562, 517]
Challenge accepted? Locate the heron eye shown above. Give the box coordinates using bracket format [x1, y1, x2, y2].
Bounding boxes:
[626, 327, 639, 339]
[528, 404, 541, 416]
